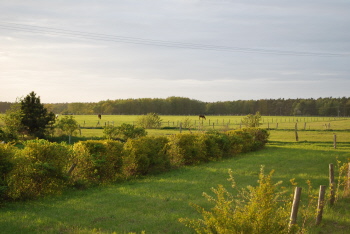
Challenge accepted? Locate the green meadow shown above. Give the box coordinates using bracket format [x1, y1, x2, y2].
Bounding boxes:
[1, 115, 350, 233]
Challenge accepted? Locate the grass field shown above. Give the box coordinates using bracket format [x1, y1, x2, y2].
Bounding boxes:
[1, 115, 350, 233]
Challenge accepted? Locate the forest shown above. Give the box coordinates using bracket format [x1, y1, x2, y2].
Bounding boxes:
[1, 96, 350, 116]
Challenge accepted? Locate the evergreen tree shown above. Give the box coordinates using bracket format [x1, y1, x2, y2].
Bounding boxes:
[20, 91, 56, 138]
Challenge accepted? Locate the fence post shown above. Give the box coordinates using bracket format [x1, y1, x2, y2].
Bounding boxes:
[329, 163, 335, 206]
[289, 187, 302, 228]
[295, 123, 299, 142]
[315, 185, 326, 225]
[67, 163, 77, 175]
[333, 134, 337, 149]
[179, 122, 182, 133]
[345, 163, 350, 197]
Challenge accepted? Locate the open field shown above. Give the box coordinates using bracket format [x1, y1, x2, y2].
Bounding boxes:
[57, 115, 350, 139]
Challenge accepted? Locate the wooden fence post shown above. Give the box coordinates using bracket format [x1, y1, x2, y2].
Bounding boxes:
[179, 122, 182, 133]
[333, 134, 337, 149]
[295, 123, 299, 142]
[289, 187, 302, 228]
[67, 163, 77, 175]
[329, 163, 335, 206]
[316, 185, 326, 225]
[345, 163, 350, 197]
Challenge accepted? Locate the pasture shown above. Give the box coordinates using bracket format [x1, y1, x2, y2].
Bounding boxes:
[1, 115, 350, 233]
[73, 115, 350, 144]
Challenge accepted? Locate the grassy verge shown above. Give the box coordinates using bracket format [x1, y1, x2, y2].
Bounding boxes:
[1, 140, 349, 233]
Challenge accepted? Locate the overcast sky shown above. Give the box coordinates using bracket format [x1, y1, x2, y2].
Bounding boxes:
[1, 0, 349, 103]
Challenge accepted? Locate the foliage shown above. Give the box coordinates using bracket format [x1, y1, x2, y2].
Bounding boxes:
[103, 123, 147, 141]
[0, 144, 15, 203]
[55, 115, 80, 137]
[122, 136, 170, 177]
[20, 91, 56, 138]
[179, 166, 293, 234]
[0, 103, 24, 142]
[137, 113, 162, 129]
[166, 134, 206, 166]
[6, 139, 71, 200]
[71, 140, 124, 186]
[242, 111, 262, 128]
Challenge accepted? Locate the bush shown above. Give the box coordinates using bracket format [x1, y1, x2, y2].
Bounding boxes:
[104, 123, 147, 141]
[122, 136, 170, 177]
[166, 134, 206, 166]
[227, 128, 269, 153]
[179, 166, 292, 234]
[0, 143, 15, 203]
[6, 139, 71, 200]
[71, 140, 124, 186]
[137, 113, 162, 129]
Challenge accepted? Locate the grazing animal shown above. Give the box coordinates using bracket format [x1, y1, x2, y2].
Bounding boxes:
[199, 115, 206, 120]
[98, 114, 102, 119]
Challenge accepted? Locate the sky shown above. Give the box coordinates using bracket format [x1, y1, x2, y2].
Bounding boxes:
[1, 0, 350, 103]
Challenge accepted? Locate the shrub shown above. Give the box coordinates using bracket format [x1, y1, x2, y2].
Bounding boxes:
[137, 113, 162, 129]
[71, 140, 124, 186]
[179, 166, 293, 234]
[104, 123, 147, 141]
[166, 134, 206, 166]
[6, 139, 71, 200]
[122, 136, 170, 177]
[227, 128, 269, 153]
[0, 143, 15, 203]
[242, 111, 262, 128]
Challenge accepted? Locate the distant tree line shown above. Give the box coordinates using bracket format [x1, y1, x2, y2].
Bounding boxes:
[1, 96, 350, 116]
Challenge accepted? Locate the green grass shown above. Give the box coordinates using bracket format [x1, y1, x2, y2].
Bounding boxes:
[1, 140, 350, 233]
[1, 115, 350, 233]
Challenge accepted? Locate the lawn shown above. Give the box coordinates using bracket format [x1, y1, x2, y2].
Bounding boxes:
[1, 141, 349, 233]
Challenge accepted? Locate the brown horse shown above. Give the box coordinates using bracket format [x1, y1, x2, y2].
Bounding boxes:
[199, 115, 206, 120]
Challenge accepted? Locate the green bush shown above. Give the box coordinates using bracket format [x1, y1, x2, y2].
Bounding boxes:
[72, 140, 124, 186]
[166, 134, 206, 166]
[180, 166, 293, 234]
[137, 113, 162, 129]
[227, 128, 269, 153]
[103, 123, 147, 141]
[0, 143, 15, 203]
[122, 136, 170, 177]
[6, 139, 71, 200]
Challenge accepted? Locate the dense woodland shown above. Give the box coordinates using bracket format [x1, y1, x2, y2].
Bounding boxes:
[1, 96, 350, 116]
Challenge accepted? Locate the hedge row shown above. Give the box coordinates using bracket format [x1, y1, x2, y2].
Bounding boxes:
[0, 128, 268, 202]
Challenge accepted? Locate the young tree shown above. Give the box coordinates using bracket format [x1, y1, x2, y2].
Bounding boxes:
[242, 111, 262, 128]
[137, 113, 162, 129]
[56, 115, 80, 143]
[20, 91, 56, 138]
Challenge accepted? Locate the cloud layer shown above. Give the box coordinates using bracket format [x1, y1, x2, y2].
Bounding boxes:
[1, 0, 349, 103]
